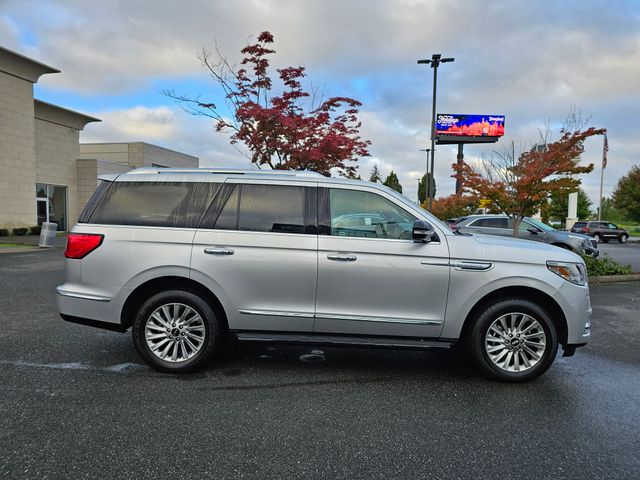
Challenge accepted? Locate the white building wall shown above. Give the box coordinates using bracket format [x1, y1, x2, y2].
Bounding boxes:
[0, 70, 37, 229]
[35, 118, 81, 228]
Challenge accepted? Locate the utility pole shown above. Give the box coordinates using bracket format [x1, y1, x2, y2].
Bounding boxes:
[419, 148, 430, 205]
[418, 54, 454, 210]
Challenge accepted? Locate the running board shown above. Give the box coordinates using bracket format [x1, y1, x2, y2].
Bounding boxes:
[232, 332, 454, 350]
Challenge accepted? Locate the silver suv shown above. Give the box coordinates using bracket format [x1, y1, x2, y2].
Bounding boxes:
[57, 168, 592, 382]
[455, 215, 599, 257]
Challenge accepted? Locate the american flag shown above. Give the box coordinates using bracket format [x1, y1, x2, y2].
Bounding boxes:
[602, 134, 609, 169]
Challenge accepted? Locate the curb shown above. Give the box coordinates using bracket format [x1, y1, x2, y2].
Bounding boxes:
[590, 274, 640, 284]
[0, 246, 43, 254]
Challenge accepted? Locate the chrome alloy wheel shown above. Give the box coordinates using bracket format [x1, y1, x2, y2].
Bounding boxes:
[144, 303, 206, 363]
[484, 312, 547, 373]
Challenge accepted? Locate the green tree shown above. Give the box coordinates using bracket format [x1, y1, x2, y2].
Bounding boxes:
[600, 197, 623, 222]
[417, 173, 436, 204]
[369, 164, 382, 183]
[383, 170, 403, 193]
[548, 188, 592, 223]
[612, 165, 640, 222]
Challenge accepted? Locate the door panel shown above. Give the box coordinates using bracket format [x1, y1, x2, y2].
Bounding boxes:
[191, 182, 318, 332]
[314, 186, 450, 338]
[192, 230, 317, 331]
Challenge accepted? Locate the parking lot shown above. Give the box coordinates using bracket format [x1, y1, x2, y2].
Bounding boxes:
[1, 248, 639, 479]
[598, 240, 640, 272]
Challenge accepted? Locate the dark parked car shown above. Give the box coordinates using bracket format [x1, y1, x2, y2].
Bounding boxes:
[571, 221, 629, 243]
[455, 215, 599, 256]
[446, 216, 470, 230]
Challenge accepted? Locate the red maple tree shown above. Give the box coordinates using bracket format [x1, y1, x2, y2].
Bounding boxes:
[454, 126, 606, 236]
[429, 194, 479, 221]
[166, 31, 370, 177]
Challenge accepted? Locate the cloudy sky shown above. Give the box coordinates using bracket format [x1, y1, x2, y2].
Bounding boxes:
[1, 0, 638, 205]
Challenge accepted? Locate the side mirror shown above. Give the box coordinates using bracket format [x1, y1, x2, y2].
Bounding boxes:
[527, 228, 539, 235]
[413, 220, 435, 243]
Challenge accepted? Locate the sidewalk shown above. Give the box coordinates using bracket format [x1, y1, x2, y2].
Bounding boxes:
[0, 234, 67, 249]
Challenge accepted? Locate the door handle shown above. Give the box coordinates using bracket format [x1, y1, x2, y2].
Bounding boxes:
[327, 253, 357, 262]
[204, 247, 234, 256]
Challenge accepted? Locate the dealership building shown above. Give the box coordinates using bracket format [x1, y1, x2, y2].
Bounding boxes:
[0, 46, 198, 232]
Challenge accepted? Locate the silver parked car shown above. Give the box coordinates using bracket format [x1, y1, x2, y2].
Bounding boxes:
[57, 168, 592, 382]
[455, 215, 599, 257]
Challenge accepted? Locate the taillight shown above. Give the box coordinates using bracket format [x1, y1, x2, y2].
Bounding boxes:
[64, 233, 104, 259]
[581, 227, 589, 233]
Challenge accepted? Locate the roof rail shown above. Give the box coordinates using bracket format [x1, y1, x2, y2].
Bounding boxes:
[126, 167, 323, 177]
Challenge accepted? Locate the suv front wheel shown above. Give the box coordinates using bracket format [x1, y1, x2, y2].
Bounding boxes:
[619, 234, 628, 243]
[132, 290, 222, 373]
[466, 298, 558, 382]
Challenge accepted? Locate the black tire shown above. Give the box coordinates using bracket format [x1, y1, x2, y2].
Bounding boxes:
[619, 234, 628, 243]
[602, 238, 609, 243]
[593, 233, 601, 243]
[132, 289, 222, 373]
[465, 298, 558, 382]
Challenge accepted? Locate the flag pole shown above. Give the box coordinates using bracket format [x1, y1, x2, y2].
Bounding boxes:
[598, 132, 608, 221]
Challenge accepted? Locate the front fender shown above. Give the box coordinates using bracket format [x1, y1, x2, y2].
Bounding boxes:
[441, 264, 564, 339]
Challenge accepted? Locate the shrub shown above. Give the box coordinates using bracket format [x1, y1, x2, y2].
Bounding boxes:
[12, 227, 28, 236]
[29, 225, 41, 235]
[0, 228, 9, 237]
[581, 254, 632, 277]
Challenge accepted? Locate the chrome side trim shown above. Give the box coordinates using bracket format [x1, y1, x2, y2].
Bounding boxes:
[238, 309, 315, 319]
[420, 261, 450, 267]
[238, 309, 442, 326]
[315, 313, 442, 326]
[56, 287, 111, 302]
[452, 260, 493, 271]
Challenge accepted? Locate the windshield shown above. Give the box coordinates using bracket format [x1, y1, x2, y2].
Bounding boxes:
[526, 217, 556, 232]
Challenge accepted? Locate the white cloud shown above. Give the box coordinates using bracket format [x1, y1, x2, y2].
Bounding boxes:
[2, 0, 638, 207]
[81, 105, 251, 168]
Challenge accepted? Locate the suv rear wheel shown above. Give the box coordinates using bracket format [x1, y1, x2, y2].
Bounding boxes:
[132, 290, 222, 373]
[466, 298, 558, 382]
[593, 233, 601, 243]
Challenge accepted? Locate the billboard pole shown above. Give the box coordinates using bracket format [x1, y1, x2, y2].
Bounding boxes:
[419, 148, 431, 206]
[455, 143, 464, 194]
[418, 54, 454, 211]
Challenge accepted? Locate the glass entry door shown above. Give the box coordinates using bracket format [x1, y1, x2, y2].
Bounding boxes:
[36, 198, 48, 225]
[35, 184, 67, 230]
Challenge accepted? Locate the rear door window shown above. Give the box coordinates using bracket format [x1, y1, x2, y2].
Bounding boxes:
[88, 182, 221, 228]
[213, 184, 315, 234]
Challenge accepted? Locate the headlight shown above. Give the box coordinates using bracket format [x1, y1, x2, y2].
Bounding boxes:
[547, 261, 586, 286]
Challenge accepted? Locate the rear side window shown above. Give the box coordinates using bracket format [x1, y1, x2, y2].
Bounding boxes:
[573, 222, 587, 228]
[87, 182, 221, 228]
[473, 218, 508, 228]
[213, 184, 314, 234]
[78, 180, 111, 223]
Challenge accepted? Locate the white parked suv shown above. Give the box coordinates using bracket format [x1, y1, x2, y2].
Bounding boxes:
[57, 168, 592, 381]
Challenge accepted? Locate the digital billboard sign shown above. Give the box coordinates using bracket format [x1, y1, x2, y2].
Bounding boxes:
[436, 114, 505, 138]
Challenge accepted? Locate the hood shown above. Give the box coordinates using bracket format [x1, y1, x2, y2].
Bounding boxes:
[553, 230, 592, 242]
[448, 233, 583, 264]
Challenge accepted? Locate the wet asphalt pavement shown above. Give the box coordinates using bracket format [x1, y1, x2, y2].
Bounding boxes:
[597, 241, 640, 272]
[1, 248, 639, 479]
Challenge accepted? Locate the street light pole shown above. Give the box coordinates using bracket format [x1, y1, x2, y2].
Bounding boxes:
[418, 54, 454, 210]
[419, 148, 430, 205]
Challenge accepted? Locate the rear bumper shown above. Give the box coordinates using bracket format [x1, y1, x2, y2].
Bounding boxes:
[57, 284, 127, 331]
[60, 313, 128, 333]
